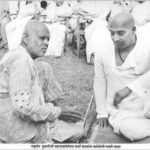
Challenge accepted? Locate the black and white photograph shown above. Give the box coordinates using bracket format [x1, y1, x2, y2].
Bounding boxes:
[0, 0, 150, 149]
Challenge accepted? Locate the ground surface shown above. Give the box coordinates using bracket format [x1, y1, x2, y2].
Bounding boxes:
[39, 44, 94, 116]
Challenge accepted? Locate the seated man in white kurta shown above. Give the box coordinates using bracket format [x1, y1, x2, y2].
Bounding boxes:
[44, 0, 72, 57]
[94, 11, 150, 141]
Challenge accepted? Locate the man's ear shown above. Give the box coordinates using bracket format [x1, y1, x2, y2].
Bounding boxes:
[133, 26, 136, 32]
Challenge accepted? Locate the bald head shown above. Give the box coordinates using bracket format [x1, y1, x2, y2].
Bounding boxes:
[108, 11, 135, 30]
[107, 11, 136, 50]
[23, 20, 49, 36]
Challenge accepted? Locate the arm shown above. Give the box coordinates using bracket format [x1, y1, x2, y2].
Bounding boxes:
[9, 57, 61, 122]
[114, 47, 150, 105]
[94, 52, 108, 125]
[127, 69, 150, 98]
[114, 68, 150, 106]
[41, 62, 63, 102]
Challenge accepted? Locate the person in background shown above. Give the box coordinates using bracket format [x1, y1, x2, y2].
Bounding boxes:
[44, 0, 72, 58]
[8, 1, 19, 17]
[6, 0, 40, 51]
[131, 0, 150, 26]
[0, 1, 11, 52]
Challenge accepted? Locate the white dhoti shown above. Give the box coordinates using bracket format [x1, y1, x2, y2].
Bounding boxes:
[45, 23, 66, 57]
[108, 93, 150, 141]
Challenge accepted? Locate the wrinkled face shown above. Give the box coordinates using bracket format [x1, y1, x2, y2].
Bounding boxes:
[26, 26, 50, 59]
[108, 26, 135, 49]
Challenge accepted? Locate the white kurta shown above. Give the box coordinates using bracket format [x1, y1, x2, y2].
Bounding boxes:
[94, 23, 150, 141]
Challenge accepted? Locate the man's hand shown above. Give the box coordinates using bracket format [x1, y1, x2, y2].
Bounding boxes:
[114, 87, 132, 107]
[96, 118, 108, 128]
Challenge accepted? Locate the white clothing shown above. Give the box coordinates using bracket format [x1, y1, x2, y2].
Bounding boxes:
[76, 1, 112, 17]
[6, 2, 40, 50]
[17, 2, 40, 20]
[68, 1, 112, 33]
[8, 1, 18, 15]
[0, 1, 9, 14]
[85, 18, 111, 63]
[131, 1, 150, 26]
[45, 1, 72, 23]
[44, 1, 72, 57]
[6, 16, 32, 50]
[95, 1, 113, 18]
[94, 24, 150, 141]
[45, 23, 66, 56]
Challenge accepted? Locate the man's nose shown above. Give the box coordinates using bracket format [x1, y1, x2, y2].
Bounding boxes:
[113, 34, 120, 42]
[43, 38, 49, 45]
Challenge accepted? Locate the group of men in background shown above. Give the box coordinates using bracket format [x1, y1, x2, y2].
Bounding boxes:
[1, 0, 150, 60]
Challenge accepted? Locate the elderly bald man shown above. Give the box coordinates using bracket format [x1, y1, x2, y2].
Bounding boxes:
[0, 20, 83, 143]
[94, 11, 150, 141]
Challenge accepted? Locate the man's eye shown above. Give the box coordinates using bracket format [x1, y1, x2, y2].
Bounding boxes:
[40, 37, 50, 41]
[40, 37, 45, 41]
[118, 31, 125, 36]
[110, 31, 115, 36]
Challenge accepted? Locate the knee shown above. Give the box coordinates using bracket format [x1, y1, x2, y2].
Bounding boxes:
[120, 118, 150, 141]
